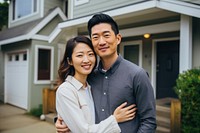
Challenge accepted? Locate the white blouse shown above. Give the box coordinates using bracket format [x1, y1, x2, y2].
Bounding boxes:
[56, 75, 121, 133]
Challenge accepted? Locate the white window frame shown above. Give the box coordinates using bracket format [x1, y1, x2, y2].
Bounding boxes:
[34, 45, 54, 84]
[11, 0, 39, 22]
[74, 0, 89, 6]
[120, 40, 143, 67]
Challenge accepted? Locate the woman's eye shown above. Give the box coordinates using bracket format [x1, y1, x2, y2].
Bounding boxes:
[76, 55, 83, 57]
[89, 53, 94, 56]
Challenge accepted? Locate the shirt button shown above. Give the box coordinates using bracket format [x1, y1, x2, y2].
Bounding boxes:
[102, 109, 105, 112]
[103, 92, 106, 95]
[105, 76, 108, 79]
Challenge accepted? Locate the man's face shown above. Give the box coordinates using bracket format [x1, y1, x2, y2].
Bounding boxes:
[91, 23, 121, 58]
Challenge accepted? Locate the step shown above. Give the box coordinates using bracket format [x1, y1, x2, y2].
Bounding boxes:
[44, 113, 57, 124]
[156, 126, 170, 133]
[156, 105, 170, 118]
[156, 115, 170, 129]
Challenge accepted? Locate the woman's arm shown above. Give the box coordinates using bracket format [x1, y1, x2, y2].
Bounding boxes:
[56, 85, 136, 133]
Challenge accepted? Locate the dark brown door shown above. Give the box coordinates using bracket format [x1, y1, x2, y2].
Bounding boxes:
[156, 40, 179, 99]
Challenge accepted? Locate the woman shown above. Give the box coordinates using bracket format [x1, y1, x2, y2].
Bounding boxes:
[56, 36, 136, 133]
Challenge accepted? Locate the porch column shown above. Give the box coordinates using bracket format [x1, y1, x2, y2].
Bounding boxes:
[179, 15, 192, 73]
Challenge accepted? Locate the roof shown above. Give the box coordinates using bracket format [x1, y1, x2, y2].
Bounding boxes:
[0, 19, 41, 41]
[48, 0, 200, 43]
[0, 7, 67, 45]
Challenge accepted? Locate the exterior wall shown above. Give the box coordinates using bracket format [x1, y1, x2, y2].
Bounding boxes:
[73, 0, 142, 18]
[0, 48, 4, 102]
[38, 15, 63, 35]
[192, 17, 200, 68]
[29, 39, 58, 110]
[44, 0, 63, 16]
[142, 39, 153, 76]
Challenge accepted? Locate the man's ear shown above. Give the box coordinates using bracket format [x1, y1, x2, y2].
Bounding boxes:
[116, 33, 122, 45]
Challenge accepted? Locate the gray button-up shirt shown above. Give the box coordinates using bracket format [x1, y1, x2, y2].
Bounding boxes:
[88, 55, 157, 133]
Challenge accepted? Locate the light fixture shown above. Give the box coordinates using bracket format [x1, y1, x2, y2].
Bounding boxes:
[144, 33, 150, 39]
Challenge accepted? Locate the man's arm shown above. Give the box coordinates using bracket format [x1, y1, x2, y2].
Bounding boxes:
[135, 69, 157, 133]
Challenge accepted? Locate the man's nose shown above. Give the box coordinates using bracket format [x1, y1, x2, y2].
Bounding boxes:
[99, 36, 106, 45]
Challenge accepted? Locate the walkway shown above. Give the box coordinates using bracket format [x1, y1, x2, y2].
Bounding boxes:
[0, 103, 56, 133]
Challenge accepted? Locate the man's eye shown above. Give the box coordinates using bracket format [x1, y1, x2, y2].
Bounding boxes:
[104, 34, 110, 37]
[92, 36, 98, 40]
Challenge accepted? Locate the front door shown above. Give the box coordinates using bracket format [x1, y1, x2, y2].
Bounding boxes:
[156, 40, 179, 99]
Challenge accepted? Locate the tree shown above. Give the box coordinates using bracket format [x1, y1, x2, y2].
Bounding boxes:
[0, 0, 8, 31]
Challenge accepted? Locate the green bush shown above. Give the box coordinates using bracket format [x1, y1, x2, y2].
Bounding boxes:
[174, 68, 200, 133]
[28, 104, 43, 118]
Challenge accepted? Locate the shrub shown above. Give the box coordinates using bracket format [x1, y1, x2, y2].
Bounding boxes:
[174, 68, 200, 133]
[28, 104, 43, 118]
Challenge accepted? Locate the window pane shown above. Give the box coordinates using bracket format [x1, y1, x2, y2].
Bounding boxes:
[15, 54, 19, 61]
[13, 0, 37, 19]
[38, 49, 51, 80]
[23, 53, 27, 61]
[124, 45, 139, 65]
[8, 55, 12, 61]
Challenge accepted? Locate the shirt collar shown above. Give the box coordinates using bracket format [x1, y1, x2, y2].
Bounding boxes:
[65, 75, 90, 91]
[98, 54, 123, 74]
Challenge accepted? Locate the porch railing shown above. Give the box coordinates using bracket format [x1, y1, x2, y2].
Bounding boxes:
[42, 88, 56, 114]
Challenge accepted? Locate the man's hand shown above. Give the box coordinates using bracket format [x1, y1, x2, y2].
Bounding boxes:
[55, 116, 70, 133]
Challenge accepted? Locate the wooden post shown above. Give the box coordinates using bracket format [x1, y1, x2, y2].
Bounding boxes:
[43, 88, 49, 114]
[171, 99, 181, 133]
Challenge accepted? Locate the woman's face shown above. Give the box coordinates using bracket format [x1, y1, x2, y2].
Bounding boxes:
[70, 42, 96, 77]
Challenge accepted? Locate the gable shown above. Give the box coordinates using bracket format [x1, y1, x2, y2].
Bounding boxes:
[37, 15, 63, 36]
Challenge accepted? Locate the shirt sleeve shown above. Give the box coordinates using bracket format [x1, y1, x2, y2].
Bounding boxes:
[56, 85, 121, 133]
[134, 69, 157, 133]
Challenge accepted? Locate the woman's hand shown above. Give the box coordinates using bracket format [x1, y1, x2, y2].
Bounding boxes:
[113, 102, 137, 123]
[55, 116, 70, 133]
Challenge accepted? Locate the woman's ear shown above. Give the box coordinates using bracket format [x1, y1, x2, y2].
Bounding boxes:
[67, 58, 73, 65]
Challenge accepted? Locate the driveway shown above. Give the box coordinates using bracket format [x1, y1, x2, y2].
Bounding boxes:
[0, 103, 56, 133]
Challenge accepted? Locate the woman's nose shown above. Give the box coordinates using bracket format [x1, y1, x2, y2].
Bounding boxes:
[83, 55, 89, 62]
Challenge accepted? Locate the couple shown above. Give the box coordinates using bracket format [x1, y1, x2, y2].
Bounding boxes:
[56, 13, 157, 133]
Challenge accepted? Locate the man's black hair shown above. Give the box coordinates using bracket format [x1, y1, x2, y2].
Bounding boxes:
[87, 13, 119, 37]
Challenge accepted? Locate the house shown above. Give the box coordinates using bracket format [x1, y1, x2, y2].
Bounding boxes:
[0, 0, 69, 111]
[0, 0, 200, 113]
[49, 0, 200, 100]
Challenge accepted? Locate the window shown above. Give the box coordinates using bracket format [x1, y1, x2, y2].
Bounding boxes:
[65, 0, 69, 18]
[35, 45, 54, 84]
[15, 54, 19, 61]
[124, 45, 139, 65]
[12, 0, 37, 20]
[8, 55, 12, 61]
[120, 40, 142, 67]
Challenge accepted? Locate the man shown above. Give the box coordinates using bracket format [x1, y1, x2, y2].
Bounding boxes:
[56, 13, 156, 133]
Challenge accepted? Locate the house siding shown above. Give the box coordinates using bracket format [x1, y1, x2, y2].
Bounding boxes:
[29, 40, 58, 110]
[44, 0, 63, 15]
[38, 15, 63, 35]
[73, 0, 143, 18]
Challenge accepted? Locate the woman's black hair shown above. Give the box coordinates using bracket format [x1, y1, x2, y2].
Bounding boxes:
[57, 36, 97, 86]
